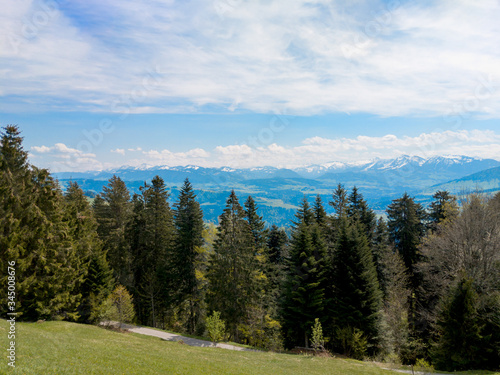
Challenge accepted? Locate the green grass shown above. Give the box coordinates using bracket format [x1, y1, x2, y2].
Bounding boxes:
[1, 320, 498, 375]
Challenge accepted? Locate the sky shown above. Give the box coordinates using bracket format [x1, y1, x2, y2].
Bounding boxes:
[1, 0, 500, 172]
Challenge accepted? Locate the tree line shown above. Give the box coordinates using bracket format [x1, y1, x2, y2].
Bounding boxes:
[1, 126, 499, 371]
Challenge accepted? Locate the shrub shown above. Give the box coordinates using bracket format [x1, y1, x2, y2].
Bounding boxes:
[206, 311, 226, 346]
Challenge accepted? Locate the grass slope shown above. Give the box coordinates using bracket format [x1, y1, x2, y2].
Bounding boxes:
[0, 319, 385, 375]
[1, 320, 498, 375]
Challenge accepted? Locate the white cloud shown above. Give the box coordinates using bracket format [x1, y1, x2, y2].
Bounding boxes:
[30, 143, 100, 172]
[2, 0, 500, 117]
[111, 148, 125, 155]
[116, 129, 500, 170]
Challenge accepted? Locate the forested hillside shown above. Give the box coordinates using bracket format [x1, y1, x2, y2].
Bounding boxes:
[1, 126, 499, 371]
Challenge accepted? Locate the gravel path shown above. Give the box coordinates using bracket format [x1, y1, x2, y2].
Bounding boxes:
[106, 322, 258, 352]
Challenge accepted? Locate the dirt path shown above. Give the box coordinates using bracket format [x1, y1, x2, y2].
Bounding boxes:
[106, 322, 258, 352]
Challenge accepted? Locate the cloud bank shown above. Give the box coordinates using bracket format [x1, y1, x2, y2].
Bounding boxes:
[31, 129, 500, 171]
[2, 0, 500, 116]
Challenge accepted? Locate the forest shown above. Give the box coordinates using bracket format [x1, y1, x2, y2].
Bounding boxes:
[1, 125, 499, 371]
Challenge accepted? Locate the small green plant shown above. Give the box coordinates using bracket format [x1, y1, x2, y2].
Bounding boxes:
[206, 311, 226, 346]
[336, 326, 367, 360]
[311, 318, 325, 351]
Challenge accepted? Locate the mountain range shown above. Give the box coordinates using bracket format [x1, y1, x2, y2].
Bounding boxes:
[54, 155, 500, 227]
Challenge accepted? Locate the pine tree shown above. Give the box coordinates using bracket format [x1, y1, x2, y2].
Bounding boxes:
[313, 195, 327, 227]
[94, 175, 132, 287]
[330, 219, 383, 355]
[292, 197, 315, 227]
[347, 187, 376, 240]
[64, 181, 113, 322]
[428, 190, 458, 230]
[173, 178, 204, 334]
[432, 277, 485, 371]
[267, 225, 288, 266]
[0, 126, 82, 320]
[386, 193, 426, 282]
[244, 195, 268, 249]
[281, 223, 326, 348]
[132, 176, 175, 327]
[330, 183, 348, 220]
[207, 190, 261, 341]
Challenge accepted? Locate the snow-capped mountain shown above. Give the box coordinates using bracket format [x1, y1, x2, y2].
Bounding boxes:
[53, 155, 500, 183]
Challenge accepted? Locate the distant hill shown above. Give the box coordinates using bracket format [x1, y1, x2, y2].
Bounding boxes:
[54, 155, 500, 227]
[421, 165, 500, 197]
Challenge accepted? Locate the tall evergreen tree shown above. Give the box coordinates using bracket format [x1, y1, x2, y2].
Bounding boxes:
[386, 193, 426, 281]
[292, 197, 314, 227]
[0, 126, 81, 320]
[428, 190, 458, 230]
[93, 175, 132, 287]
[244, 195, 268, 249]
[132, 176, 175, 327]
[330, 183, 348, 220]
[267, 225, 288, 266]
[347, 187, 376, 240]
[432, 277, 485, 371]
[313, 195, 327, 227]
[207, 190, 261, 341]
[330, 219, 383, 355]
[281, 223, 326, 348]
[173, 178, 204, 334]
[63, 181, 112, 322]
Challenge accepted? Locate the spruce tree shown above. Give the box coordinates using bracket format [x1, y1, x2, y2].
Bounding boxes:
[0, 126, 81, 320]
[428, 190, 458, 230]
[347, 186, 376, 240]
[386, 193, 426, 283]
[281, 223, 326, 348]
[94, 175, 132, 287]
[313, 195, 327, 227]
[244, 195, 268, 249]
[133, 176, 175, 327]
[207, 190, 261, 341]
[330, 219, 383, 355]
[64, 181, 113, 322]
[173, 178, 204, 334]
[432, 277, 485, 371]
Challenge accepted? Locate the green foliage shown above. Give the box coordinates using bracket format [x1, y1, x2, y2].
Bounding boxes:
[432, 277, 487, 371]
[311, 318, 325, 351]
[281, 223, 327, 348]
[207, 190, 262, 341]
[106, 285, 136, 328]
[330, 220, 382, 355]
[0, 126, 83, 320]
[93, 175, 133, 287]
[206, 311, 226, 345]
[336, 326, 368, 360]
[173, 178, 204, 334]
[128, 176, 175, 327]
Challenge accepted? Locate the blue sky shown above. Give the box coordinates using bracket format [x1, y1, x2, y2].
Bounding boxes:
[1, 0, 500, 171]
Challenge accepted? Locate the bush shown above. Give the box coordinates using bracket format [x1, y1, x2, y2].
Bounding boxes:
[335, 326, 367, 360]
[206, 311, 226, 346]
[311, 318, 325, 351]
[97, 285, 135, 328]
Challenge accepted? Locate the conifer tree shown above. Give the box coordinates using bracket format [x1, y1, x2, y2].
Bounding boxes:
[281, 223, 326, 348]
[313, 195, 327, 227]
[347, 187, 376, 240]
[432, 277, 485, 371]
[132, 176, 175, 327]
[292, 197, 315, 227]
[386, 193, 426, 283]
[330, 219, 383, 355]
[267, 225, 288, 266]
[207, 190, 261, 341]
[428, 190, 458, 230]
[64, 181, 114, 322]
[94, 175, 132, 287]
[1, 126, 81, 320]
[244, 195, 269, 249]
[173, 178, 204, 334]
